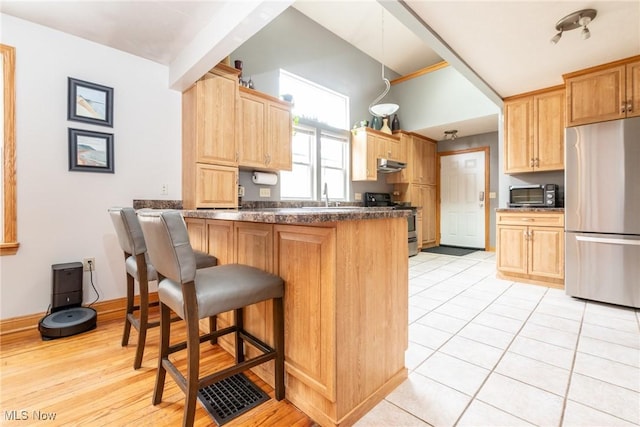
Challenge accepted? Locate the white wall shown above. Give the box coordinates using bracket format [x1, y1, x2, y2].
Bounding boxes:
[0, 15, 182, 319]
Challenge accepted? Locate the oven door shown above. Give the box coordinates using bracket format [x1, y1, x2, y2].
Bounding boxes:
[407, 212, 416, 233]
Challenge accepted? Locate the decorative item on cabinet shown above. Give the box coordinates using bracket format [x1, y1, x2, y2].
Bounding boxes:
[391, 114, 400, 131]
[380, 117, 392, 134]
[371, 115, 381, 131]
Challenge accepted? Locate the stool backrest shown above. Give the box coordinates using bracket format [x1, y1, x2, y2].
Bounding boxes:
[138, 210, 196, 284]
[109, 207, 147, 256]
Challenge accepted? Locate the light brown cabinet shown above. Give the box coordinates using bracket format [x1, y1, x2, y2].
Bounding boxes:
[351, 127, 403, 181]
[564, 56, 640, 126]
[184, 216, 408, 427]
[390, 132, 437, 249]
[182, 65, 240, 209]
[503, 87, 565, 173]
[497, 212, 564, 288]
[238, 87, 292, 171]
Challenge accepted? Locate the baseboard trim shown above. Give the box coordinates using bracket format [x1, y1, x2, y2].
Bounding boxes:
[0, 293, 159, 336]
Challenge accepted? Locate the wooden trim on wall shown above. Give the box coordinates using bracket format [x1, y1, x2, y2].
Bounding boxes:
[436, 146, 491, 251]
[562, 54, 640, 80]
[502, 84, 565, 102]
[390, 61, 449, 85]
[1, 44, 18, 256]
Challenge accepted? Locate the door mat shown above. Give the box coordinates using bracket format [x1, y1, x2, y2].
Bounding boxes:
[421, 245, 478, 256]
[198, 372, 270, 426]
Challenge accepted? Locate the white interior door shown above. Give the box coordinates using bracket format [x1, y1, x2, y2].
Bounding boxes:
[440, 151, 486, 249]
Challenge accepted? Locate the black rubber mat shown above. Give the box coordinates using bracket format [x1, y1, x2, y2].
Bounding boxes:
[198, 372, 269, 425]
[421, 245, 479, 256]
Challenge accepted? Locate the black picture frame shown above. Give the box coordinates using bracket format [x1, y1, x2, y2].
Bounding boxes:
[68, 128, 114, 173]
[67, 77, 114, 127]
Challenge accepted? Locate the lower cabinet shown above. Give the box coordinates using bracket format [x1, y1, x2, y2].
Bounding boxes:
[496, 212, 564, 288]
[184, 217, 408, 426]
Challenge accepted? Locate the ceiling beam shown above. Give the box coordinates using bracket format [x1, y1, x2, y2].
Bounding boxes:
[169, 0, 293, 92]
[379, 0, 503, 108]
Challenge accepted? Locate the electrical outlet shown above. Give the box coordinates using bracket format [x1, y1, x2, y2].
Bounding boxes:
[161, 184, 168, 195]
[83, 257, 95, 271]
[259, 188, 271, 197]
[354, 192, 362, 201]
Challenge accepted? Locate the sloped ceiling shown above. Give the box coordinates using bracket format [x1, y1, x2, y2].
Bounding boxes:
[2, 0, 639, 139]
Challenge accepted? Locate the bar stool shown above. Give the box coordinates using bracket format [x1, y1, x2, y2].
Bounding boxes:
[108, 207, 217, 369]
[137, 210, 284, 427]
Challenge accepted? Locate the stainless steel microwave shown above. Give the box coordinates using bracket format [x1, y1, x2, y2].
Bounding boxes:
[509, 184, 559, 208]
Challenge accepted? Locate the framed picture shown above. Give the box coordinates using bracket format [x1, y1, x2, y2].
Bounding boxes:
[67, 77, 113, 127]
[68, 128, 114, 173]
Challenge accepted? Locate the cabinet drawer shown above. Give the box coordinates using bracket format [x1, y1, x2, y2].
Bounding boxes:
[497, 212, 564, 227]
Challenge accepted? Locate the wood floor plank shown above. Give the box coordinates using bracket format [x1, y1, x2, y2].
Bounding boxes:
[0, 315, 315, 426]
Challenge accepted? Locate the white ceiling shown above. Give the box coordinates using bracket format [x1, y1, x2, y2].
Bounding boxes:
[2, 0, 639, 140]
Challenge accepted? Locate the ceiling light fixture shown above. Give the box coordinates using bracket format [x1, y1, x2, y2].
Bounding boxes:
[369, 9, 399, 118]
[443, 130, 458, 141]
[550, 9, 597, 44]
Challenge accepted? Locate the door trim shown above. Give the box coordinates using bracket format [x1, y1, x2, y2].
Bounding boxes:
[437, 146, 490, 251]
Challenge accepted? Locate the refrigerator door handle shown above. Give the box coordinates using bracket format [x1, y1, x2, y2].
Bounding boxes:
[575, 236, 640, 246]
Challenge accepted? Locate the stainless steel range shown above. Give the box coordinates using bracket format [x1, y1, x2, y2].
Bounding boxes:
[364, 192, 419, 257]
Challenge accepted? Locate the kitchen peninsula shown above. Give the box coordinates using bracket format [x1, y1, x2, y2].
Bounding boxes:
[181, 207, 409, 426]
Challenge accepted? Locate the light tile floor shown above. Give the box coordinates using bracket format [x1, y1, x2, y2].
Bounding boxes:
[355, 251, 640, 427]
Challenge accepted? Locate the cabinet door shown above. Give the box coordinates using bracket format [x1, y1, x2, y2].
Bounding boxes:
[627, 61, 640, 118]
[195, 163, 238, 208]
[566, 65, 626, 126]
[423, 140, 437, 185]
[387, 135, 402, 162]
[529, 226, 564, 280]
[235, 222, 275, 378]
[411, 137, 425, 183]
[497, 225, 528, 275]
[185, 218, 207, 252]
[267, 101, 292, 171]
[504, 97, 534, 173]
[275, 225, 336, 401]
[196, 74, 237, 165]
[238, 93, 266, 168]
[534, 89, 565, 171]
[422, 185, 437, 246]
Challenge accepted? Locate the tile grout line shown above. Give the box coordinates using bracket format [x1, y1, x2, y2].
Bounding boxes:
[558, 299, 587, 427]
[451, 285, 552, 427]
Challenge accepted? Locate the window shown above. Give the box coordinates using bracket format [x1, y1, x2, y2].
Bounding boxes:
[279, 70, 350, 201]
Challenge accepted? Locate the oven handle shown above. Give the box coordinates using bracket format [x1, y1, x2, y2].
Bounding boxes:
[576, 236, 640, 246]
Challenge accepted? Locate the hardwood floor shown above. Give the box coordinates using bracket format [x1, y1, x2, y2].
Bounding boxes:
[0, 310, 315, 426]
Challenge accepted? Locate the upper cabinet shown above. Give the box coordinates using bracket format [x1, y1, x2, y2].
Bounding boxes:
[188, 69, 239, 166]
[386, 132, 436, 185]
[238, 87, 292, 171]
[183, 65, 240, 209]
[351, 127, 403, 181]
[564, 56, 640, 127]
[503, 86, 565, 174]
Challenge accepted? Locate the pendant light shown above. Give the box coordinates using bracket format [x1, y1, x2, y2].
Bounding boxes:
[369, 8, 399, 118]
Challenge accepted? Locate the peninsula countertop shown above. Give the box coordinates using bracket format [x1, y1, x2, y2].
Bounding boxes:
[181, 206, 411, 224]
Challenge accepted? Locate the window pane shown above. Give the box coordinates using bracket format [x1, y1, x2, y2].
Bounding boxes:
[321, 134, 346, 169]
[292, 129, 313, 164]
[279, 70, 349, 130]
[281, 164, 313, 199]
[321, 168, 346, 200]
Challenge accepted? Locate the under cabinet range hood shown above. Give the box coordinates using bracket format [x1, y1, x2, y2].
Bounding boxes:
[377, 158, 407, 173]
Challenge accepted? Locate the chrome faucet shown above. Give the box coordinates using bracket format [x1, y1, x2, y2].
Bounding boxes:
[323, 182, 329, 207]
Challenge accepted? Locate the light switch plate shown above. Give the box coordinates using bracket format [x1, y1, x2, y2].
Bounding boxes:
[354, 192, 362, 201]
[489, 192, 497, 199]
[259, 188, 271, 198]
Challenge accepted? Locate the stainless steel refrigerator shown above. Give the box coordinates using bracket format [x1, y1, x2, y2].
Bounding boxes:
[565, 117, 640, 308]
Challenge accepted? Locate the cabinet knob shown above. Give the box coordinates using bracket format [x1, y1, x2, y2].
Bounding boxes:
[621, 101, 627, 113]
[534, 158, 539, 167]
[530, 158, 534, 167]
[628, 101, 633, 112]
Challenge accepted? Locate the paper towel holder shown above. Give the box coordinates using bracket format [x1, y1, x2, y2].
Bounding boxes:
[252, 171, 278, 186]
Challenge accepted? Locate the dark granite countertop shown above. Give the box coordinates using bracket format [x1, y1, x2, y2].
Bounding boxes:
[181, 207, 410, 224]
[496, 208, 564, 213]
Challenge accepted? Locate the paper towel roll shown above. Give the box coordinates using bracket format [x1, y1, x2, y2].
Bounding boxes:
[252, 171, 278, 186]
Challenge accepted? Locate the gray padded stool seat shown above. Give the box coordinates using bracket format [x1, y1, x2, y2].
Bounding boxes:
[108, 207, 217, 369]
[137, 210, 284, 427]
